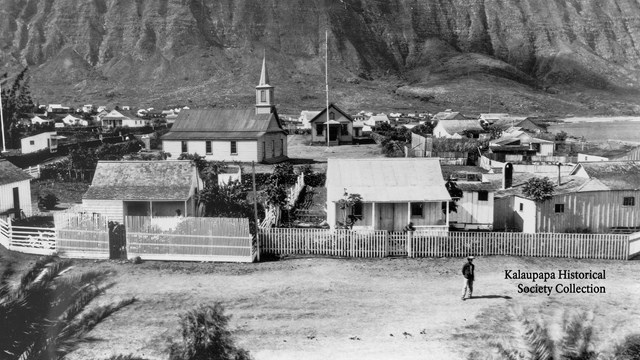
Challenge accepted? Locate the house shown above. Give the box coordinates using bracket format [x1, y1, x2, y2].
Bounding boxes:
[82, 160, 203, 222]
[0, 159, 33, 219]
[490, 127, 554, 158]
[299, 111, 321, 129]
[432, 119, 485, 138]
[352, 113, 366, 122]
[365, 114, 390, 127]
[612, 146, 640, 161]
[46, 104, 71, 114]
[62, 114, 87, 127]
[441, 166, 496, 230]
[493, 161, 640, 233]
[101, 110, 152, 128]
[31, 116, 55, 126]
[326, 158, 451, 231]
[20, 132, 63, 154]
[82, 105, 94, 113]
[161, 56, 288, 163]
[432, 110, 467, 122]
[308, 103, 355, 145]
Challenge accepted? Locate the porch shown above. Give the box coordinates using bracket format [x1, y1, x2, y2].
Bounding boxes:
[124, 199, 194, 218]
[338, 201, 450, 232]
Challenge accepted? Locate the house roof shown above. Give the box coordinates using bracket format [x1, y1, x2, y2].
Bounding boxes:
[102, 110, 128, 120]
[570, 161, 640, 190]
[433, 111, 466, 120]
[441, 166, 497, 191]
[309, 104, 353, 124]
[327, 158, 451, 202]
[490, 172, 589, 199]
[161, 109, 285, 140]
[0, 159, 32, 185]
[436, 119, 484, 134]
[83, 161, 198, 200]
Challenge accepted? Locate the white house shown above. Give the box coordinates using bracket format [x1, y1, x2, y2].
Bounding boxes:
[82, 161, 203, 222]
[0, 159, 33, 219]
[46, 104, 71, 114]
[62, 114, 88, 127]
[326, 158, 451, 231]
[161, 56, 288, 163]
[308, 103, 355, 145]
[433, 119, 485, 138]
[441, 166, 496, 230]
[490, 127, 554, 157]
[31, 116, 54, 126]
[20, 132, 62, 154]
[299, 110, 321, 129]
[101, 110, 151, 128]
[364, 114, 390, 127]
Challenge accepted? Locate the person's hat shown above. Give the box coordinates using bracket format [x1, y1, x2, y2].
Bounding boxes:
[467, 256, 474, 260]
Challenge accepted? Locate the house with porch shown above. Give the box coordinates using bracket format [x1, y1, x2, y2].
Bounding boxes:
[82, 160, 203, 223]
[326, 158, 451, 231]
[308, 103, 354, 145]
[0, 159, 33, 219]
[162, 56, 288, 163]
[441, 166, 497, 230]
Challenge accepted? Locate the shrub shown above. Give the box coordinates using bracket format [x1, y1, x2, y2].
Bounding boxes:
[169, 303, 251, 360]
[38, 193, 59, 210]
[614, 334, 640, 360]
[522, 177, 555, 202]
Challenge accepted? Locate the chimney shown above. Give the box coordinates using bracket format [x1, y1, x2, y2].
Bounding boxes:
[557, 162, 562, 186]
[502, 162, 513, 189]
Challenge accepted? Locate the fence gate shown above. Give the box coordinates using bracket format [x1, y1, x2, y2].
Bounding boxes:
[387, 232, 408, 257]
[108, 221, 127, 259]
[54, 213, 110, 259]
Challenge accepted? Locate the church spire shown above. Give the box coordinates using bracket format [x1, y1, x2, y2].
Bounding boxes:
[259, 52, 270, 86]
[256, 52, 274, 115]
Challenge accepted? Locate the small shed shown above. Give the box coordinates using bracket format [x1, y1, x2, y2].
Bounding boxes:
[326, 158, 451, 231]
[20, 131, 62, 154]
[0, 159, 33, 219]
[82, 161, 203, 222]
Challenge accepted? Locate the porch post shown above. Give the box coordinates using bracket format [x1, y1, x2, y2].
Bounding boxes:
[371, 202, 376, 230]
[445, 201, 449, 228]
[149, 201, 153, 218]
[407, 202, 411, 225]
[184, 201, 187, 217]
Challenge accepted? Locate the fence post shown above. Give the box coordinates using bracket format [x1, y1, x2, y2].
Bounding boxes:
[407, 231, 413, 258]
[7, 219, 12, 249]
[256, 231, 261, 262]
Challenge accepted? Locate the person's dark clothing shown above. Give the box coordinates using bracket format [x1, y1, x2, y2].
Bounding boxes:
[462, 262, 475, 281]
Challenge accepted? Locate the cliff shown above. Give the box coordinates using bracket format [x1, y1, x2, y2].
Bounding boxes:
[1, 0, 639, 114]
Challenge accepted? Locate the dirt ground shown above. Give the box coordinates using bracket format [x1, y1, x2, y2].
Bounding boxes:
[18, 255, 632, 360]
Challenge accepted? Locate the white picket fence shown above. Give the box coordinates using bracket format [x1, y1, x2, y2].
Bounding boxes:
[23, 165, 41, 179]
[0, 218, 57, 255]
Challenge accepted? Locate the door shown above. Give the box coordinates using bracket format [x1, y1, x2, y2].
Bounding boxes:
[108, 221, 127, 259]
[329, 126, 339, 141]
[12, 187, 20, 213]
[378, 203, 395, 231]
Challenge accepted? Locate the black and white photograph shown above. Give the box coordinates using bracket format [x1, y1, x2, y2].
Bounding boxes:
[1, 1, 640, 359]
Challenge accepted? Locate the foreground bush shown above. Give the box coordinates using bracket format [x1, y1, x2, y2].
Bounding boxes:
[169, 303, 251, 360]
[0, 256, 135, 359]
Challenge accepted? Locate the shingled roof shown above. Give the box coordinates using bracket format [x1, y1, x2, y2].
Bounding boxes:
[0, 159, 32, 186]
[571, 161, 640, 191]
[83, 161, 198, 200]
[437, 119, 484, 135]
[161, 109, 285, 140]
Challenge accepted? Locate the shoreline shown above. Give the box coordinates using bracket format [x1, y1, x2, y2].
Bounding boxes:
[559, 116, 640, 123]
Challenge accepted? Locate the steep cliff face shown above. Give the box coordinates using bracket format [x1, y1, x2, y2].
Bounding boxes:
[0, 0, 639, 113]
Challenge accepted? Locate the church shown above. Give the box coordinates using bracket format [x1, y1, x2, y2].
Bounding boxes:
[161, 57, 288, 163]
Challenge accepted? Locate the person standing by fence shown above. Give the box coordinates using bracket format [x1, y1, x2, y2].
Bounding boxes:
[461, 256, 475, 300]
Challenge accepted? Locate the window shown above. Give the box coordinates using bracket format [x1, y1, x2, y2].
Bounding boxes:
[623, 197, 635, 206]
[352, 202, 363, 219]
[280, 139, 284, 155]
[181, 141, 187, 153]
[260, 90, 266, 102]
[341, 123, 349, 136]
[230, 141, 237, 155]
[519, 203, 523, 211]
[329, 112, 335, 120]
[555, 204, 565, 213]
[411, 203, 423, 217]
[271, 140, 275, 157]
[478, 191, 488, 201]
[29, 140, 35, 145]
[205, 141, 212, 155]
[316, 123, 324, 135]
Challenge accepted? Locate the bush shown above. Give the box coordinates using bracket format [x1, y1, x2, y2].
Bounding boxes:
[522, 177, 555, 202]
[169, 303, 251, 360]
[614, 334, 640, 360]
[38, 193, 59, 210]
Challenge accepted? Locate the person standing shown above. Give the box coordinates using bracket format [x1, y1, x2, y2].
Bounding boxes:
[461, 256, 475, 300]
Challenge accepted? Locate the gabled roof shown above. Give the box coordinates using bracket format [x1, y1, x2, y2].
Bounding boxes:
[161, 109, 285, 140]
[0, 159, 32, 185]
[570, 161, 640, 190]
[327, 158, 451, 202]
[433, 111, 466, 121]
[83, 161, 198, 200]
[309, 104, 353, 124]
[103, 110, 128, 120]
[435, 119, 484, 135]
[490, 172, 589, 199]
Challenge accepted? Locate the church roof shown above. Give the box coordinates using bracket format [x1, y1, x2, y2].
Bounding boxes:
[258, 55, 271, 87]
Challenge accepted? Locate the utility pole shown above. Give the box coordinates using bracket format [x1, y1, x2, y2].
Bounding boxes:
[252, 161, 260, 261]
[0, 80, 6, 152]
[325, 29, 329, 148]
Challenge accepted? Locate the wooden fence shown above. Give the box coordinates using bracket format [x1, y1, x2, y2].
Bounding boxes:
[0, 217, 57, 255]
[126, 216, 255, 262]
[54, 213, 110, 259]
[259, 228, 634, 260]
[23, 165, 41, 179]
[259, 228, 388, 258]
[629, 232, 640, 259]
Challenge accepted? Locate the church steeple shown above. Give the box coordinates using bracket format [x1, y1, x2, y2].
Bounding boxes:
[256, 53, 274, 115]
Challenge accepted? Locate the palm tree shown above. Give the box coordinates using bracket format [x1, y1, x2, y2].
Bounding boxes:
[0, 255, 135, 360]
[490, 306, 597, 360]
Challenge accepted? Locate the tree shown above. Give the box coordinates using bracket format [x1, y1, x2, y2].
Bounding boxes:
[197, 180, 252, 218]
[336, 190, 362, 228]
[0, 256, 135, 359]
[1, 68, 34, 147]
[169, 303, 251, 360]
[522, 177, 555, 202]
[444, 178, 463, 213]
[263, 176, 287, 208]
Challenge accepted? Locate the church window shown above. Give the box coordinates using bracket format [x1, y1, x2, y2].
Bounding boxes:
[261, 90, 266, 102]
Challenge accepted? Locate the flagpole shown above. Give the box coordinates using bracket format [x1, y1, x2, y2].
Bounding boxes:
[0, 81, 6, 152]
[325, 29, 329, 148]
